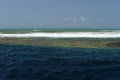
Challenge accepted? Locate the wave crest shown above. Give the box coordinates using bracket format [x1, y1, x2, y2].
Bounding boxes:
[0, 32, 120, 38]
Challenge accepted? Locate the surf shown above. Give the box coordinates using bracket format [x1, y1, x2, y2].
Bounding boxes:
[0, 31, 120, 38]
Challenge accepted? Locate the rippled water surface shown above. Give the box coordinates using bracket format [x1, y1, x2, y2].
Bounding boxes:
[0, 45, 120, 80]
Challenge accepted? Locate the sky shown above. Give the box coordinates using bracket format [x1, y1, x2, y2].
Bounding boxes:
[0, 0, 120, 29]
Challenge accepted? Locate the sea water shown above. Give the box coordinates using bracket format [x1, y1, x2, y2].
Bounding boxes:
[0, 29, 120, 80]
[0, 29, 120, 38]
[0, 45, 120, 80]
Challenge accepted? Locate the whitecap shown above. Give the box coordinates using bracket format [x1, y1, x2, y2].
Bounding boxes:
[0, 31, 120, 38]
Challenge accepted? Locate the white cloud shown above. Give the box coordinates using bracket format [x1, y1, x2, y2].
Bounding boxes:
[64, 17, 87, 22]
[80, 17, 87, 21]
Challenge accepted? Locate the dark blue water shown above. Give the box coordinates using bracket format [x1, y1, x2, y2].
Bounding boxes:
[0, 45, 120, 80]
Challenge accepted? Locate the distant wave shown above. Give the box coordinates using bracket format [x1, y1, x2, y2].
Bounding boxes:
[0, 31, 120, 38]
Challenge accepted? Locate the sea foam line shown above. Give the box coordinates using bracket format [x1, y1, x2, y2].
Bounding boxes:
[0, 32, 120, 38]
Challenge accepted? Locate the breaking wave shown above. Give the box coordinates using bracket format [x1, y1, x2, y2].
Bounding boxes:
[0, 31, 120, 38]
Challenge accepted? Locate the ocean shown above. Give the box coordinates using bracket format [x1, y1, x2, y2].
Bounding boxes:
[0, 29, 120, 38]
[0, 29, 120, 80]
[0, 45, 120, 80]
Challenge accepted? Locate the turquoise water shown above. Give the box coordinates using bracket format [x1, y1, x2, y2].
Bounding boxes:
[0, 45, 120, 80]
[0, 28, 120, 33]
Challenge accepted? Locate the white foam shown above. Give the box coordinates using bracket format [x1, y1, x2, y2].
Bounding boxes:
[0, 32, 120, 38]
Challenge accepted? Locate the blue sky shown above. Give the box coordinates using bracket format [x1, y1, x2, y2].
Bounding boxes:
[0, 0, 120, 29]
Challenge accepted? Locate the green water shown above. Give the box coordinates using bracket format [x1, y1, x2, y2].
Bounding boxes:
[0, 28, 120, 33]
